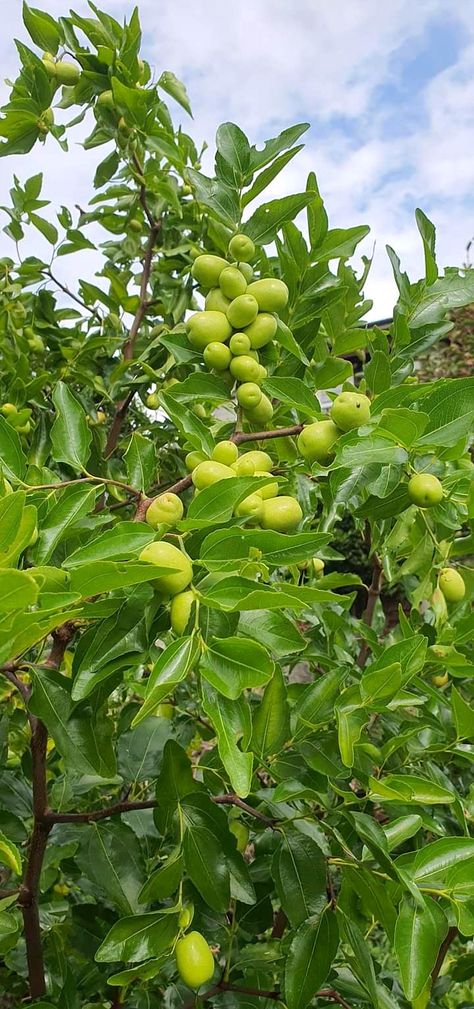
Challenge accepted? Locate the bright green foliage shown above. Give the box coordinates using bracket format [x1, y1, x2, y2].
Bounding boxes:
[0, 5, 473, 1008]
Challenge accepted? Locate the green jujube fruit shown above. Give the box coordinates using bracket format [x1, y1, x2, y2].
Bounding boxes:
[205, 288, 231, 313]
[175, 931, 215, 989]
[232, 261, 253, 282]
[170, 590, 195, 634]
[230, 355, 262, 383]
[146, 492, 184, 528]
[191, 254, 228, 287]
[245, 392, 273, 424]
[219, 266, 247, 299]
[227, 294, 259, 328]
[229, 333, 251, 356]
[185, 450, 208, 471]
[235, 492, 263, 522]
[246, 278, 289, 312]
[244, 313, 278, 348]
[203, 342, 232, 371]
[408, 473, 444, 508]
[297, 420, 340, 463]
[261, 495, 302, 532]
[186, 311, 232, 348]
[192, 460, 235, 488]
[228, 234, 255, 262]
[212, 441, 239, 465]
[97, 90, 115, 109]
[241, 450, 273, 471]
[330, 391, 371, 431]
[139, 541, 193, 596]
[236, 382, 262, 409]
[438, 567, 465, 602]
[54, 61, 80, 84]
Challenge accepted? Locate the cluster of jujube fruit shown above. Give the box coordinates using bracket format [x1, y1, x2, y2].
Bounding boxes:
[186, 234, 289, 425]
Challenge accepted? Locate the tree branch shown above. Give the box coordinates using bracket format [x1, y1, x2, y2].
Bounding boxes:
[182, 981, 351, 1009]
[18, 622, 76, 999]
[0, 664, 30, 703]
[135, 423, 306, 520]
[45, 793, 278, 828]
[431, 926, 458, 984]
[43, 268, 99, 316]
[356, 552, 383, 668]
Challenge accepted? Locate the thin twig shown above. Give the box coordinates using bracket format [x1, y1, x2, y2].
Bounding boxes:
[43, 269, 99, 316]
[182, 981, 351, 1009]
[0, 664, 30, 703]
[0, 888, 20, 899]
[431, 926, 458, 984]
[356, 552, 383, 668]
[135, 423, 306, 521]
[45, 794, 278, 828]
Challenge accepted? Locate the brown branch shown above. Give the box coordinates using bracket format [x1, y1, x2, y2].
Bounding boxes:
[45, 793, 277, 828]
[0, 888, 20, 899]
[134, 424, 306, 521]
[132, 153, 156, 230]
[271, 908, 288, 938]
[45, 799, 157, 825]
[232, 424, 304, 444]
[18, 622, 76, 999]
[104, 389, 135, 459]
[356, 552, 383, 668]
[213, 794, 278, 829]
[44, 269, 99, 317]
[0, 664, 30, 703]
[182, 982, 351, 1009]
[431, 926, 458, 984]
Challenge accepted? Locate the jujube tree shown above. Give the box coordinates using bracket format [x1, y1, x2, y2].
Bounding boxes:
[0, 4, 473, 1007]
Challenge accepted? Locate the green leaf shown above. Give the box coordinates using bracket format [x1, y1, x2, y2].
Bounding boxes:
[216, 122, 250, 175]
[200, 529, 330, 571]
[64, 522, 154, 567]
[405, 837, 474, 884]
[69, 559, 170, 597]
[395, 896, 448, 999]
[29, 668, 116, 778]
[242, 145, 304, 208]
[0, 569, 39, 611]
[336, 436, 408, 468]
[29, 213, 58, 245]
[368, 774, 455, 805]
[199, 577, 347, 613]
[200, 636, 274, 699]
[312, 357, 353, 390]
[158, 71, 192, 116]
[186, 476, 276, 524]
[76, 821, 145, 915]
[95, 910, 179, 963]
[182, 814, 230, 912]
[242, 193, 315, 246]
[94, 149, 119, 189]
[249, 123, 309, 173]
[22, 2, 60, 52]
[273, 831, 327, 927]
[315, 225, 370, 261]
[202, 684, 253, 797]
[0, 830, 22, 875]
[274, 316, 310, 364]
[292, 669, 342, 742]
[262, 377, 320, 417]
[50, 382, 92, 472]
[415, 209, 438, 285]
[239, 610, 305, 657]
[0, 417, 27, 482]
[416, 378, 474, 447]
[452, 687, 474, 740]
[376, 408, 429, 447]
[364, 351, 391, 394]
[124, 432, 156, 493]
[251, 667, 291, 757]
[34, 484, 97, 565]
[285, 911, 339, 1009]
[138, 850, 183, 905]
[156, 740, 203, 806]
[132, 636, 200, 726]
[338, 910, 380, 1007]
[409, 271, 474, 329]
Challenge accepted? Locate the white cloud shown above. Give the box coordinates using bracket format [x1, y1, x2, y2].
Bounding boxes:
[1, 0, 473, 318]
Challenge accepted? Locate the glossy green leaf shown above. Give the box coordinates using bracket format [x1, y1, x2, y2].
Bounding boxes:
[251, 667, 291, 757]
[132, 635, 200, 725]
[273, 831, 327, 927]
[200, 636, 274, 699]
[50, 382, 92, 471]
[285, 911, 339, 1009]
[395, 896, 448, 999]
[95, 910, 179, 963]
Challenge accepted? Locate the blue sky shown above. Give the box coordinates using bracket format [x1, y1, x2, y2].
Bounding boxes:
[1, 0, 474, 317]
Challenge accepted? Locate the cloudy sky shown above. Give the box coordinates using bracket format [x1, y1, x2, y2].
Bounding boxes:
[1, 0, 473, 318]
